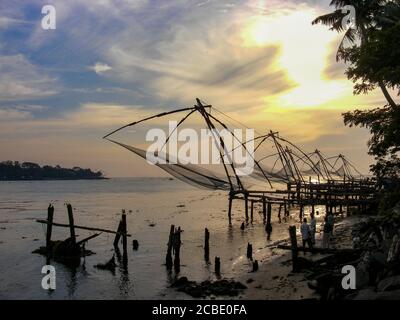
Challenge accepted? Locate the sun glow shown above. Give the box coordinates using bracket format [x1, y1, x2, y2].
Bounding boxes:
[242, 8, 349, 108]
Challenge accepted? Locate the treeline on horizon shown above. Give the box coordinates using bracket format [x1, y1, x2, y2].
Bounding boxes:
[0, 161, 105, 181]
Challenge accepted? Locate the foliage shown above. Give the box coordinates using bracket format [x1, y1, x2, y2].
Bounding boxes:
[0, 161, 105, 180]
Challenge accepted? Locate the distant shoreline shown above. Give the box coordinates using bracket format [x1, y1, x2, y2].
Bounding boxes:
[0, 161, 106, 181]
[0, 177, 109, 181]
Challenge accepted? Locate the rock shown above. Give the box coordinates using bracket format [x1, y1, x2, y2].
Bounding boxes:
[377, 275, 400, 292]
[246, 278, 254, 284]
[94, 255, 116, 273]
[171, 277, 246, 298]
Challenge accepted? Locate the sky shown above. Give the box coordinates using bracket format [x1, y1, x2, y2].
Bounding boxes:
[0, 0, 393, 177]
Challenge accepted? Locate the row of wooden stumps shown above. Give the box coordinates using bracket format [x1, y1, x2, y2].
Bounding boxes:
[165, 226, 223, 276]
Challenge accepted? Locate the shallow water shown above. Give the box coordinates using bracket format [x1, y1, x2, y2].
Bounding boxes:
[0, 178, 319, 299]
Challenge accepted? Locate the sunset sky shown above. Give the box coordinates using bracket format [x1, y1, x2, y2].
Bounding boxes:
[0, 0, 392, 177]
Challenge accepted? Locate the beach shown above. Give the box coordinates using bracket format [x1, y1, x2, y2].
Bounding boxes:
[0, 177, 351, 300]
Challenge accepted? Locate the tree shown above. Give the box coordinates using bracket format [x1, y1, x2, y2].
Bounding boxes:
[312, 0, 398, 109]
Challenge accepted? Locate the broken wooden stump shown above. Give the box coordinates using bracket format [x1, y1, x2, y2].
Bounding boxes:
[132, 239, 139, 251]
[166, 224, 175, 270]
[66, 204, 76, 245]
[246, 243, 253, 261]
[173, 227, 182, 274]
[46, 204, 54, 253]
[252, 260, 259, 272]
[204, 228, 210, 262]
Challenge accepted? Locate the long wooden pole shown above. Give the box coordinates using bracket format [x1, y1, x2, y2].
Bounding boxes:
[36, 219, 132, 237]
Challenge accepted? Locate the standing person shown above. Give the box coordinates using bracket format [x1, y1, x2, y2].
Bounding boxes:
[300, 218, 313, 254]
[322, 216, 332, 248]
[310, 212, 317, 245]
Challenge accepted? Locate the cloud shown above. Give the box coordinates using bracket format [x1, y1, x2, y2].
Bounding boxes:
[0, 108, 32, 121]
[0, 16, 28, 29]
[88, 62, 112, 74]
[0, 55, 58, 100]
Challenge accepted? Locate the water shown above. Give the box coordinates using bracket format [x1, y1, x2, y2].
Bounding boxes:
[0, 178, 304, 300]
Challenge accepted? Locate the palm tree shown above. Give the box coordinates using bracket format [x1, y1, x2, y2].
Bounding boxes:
[312, 0, 398, 109]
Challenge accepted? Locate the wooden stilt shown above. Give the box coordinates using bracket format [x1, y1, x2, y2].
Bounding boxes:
[278, 204, 282, 223]
[245, 193, 249, 222]
[228, 196, 233, 224]
[299, 204, 304, 221]
[262, 197, 266, 222]
[250, 200, 254, 222]
[265, 202, 272, 240]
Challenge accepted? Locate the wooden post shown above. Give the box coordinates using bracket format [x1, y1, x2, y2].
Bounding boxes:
[215, 257, 221, 275]
[113, 220, 123, 248]
[284, 199, 288, 217]
[204, 228, 210, 262]
[247, 242, 253, 261]
[250, 200, 254, 222]
[228, 195, 233, 225]
[245, 193, 249, 222]
[121, 212, 128, 267]
[289, 226, 298, 272]
[174, 227, 181, 274]
[252, 260, 259, 272]
[266, 202, 272, 240]
[299, 204, 304, 221]
[262, 197, 266, 222]
[46, 204, 54, 252]
[66, 204, 76, 245]
[278, 204, 282, 223]
[166, 224, 174, 270]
